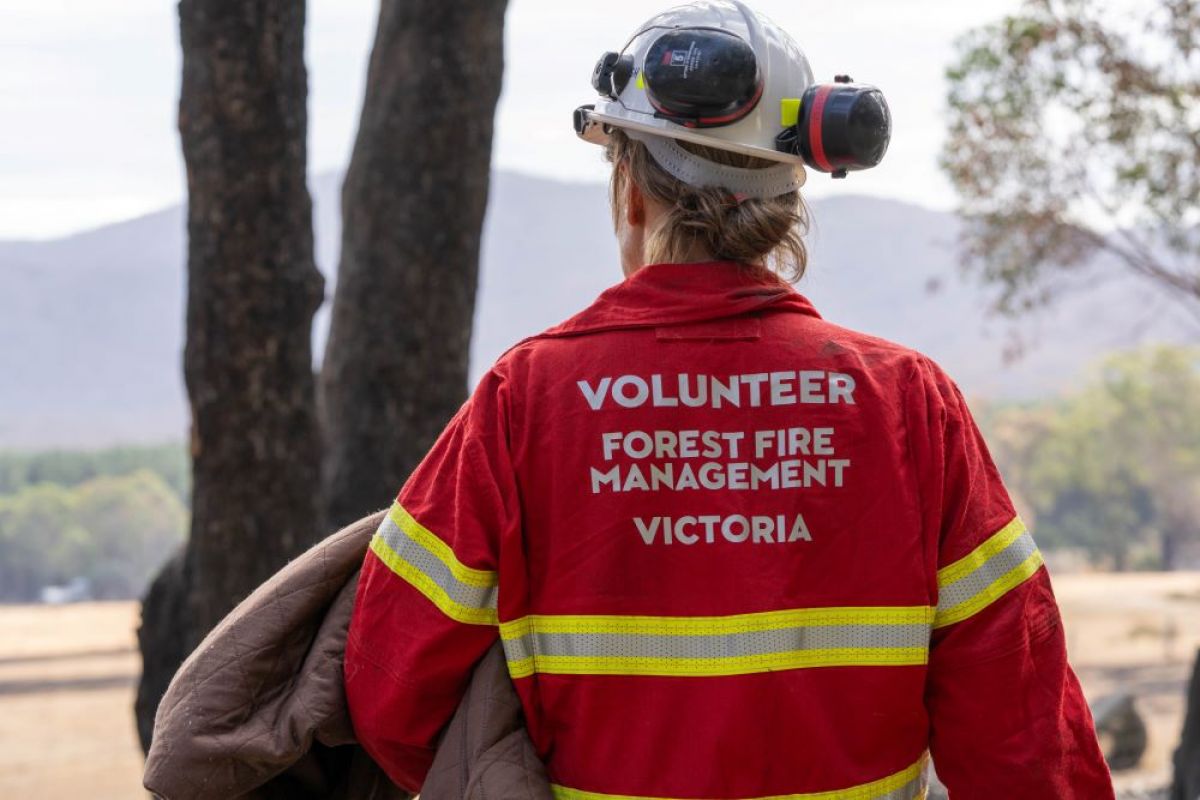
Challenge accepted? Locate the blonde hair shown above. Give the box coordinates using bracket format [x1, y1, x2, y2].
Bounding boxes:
[604, 127, 809, 282]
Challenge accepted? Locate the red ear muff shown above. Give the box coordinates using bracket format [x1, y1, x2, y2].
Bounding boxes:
[776, 76, 892, 178]
[806, 85, 837, 173]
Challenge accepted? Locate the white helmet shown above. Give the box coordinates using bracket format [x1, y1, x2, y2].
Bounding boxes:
[574, 0, 892, 196]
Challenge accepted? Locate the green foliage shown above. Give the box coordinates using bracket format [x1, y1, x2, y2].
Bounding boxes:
[982, 344, 1200, 569]
[0, 469, 187, 602]
[942, 0, 1200, 316]
[0, 442, 189, 505]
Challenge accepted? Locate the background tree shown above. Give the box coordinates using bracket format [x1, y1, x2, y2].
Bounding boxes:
[319, 0, 508, 530]
[136, 0, 510, 752]
[0, 443, 189, 501]
[74, 472, 187, 599]
[0, 472, 185, 602]
[982, 344, 1200, 570]
[1020, 395, 1156, 570]
[942, 0, 1200, 321]
[136, 0, 325, 749]
[0, 484, 81, 601]
[1097, 346, 1200, 568]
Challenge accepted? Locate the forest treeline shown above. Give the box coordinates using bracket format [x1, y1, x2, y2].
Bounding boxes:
[0, 344, 1196, 602]
[980, 345, 1200, 571]
[0, 443, 189, 501]
[0, 444, 187, 602]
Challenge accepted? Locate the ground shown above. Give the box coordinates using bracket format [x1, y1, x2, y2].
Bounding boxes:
[1, 572, 1198, 798]
[1055, 571, 1200, 795]
[0, 602, 143, 798]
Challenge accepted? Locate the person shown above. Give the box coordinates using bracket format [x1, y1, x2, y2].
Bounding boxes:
[343, 2, 1115, 797]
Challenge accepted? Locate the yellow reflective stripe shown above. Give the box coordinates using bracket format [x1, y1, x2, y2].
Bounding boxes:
[369, 533, 498, 626]
[934, 516, 1045, 629]
[936, 516, 1026, 586]
[389, 502, 496, 588]
[934, 549, 1044, 629]
[500, 606, 934, 640]
[549, 753, 928, 800]
[507, 647, 929, 679]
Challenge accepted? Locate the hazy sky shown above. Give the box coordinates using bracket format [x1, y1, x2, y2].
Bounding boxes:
[1, 0, 1019, 240]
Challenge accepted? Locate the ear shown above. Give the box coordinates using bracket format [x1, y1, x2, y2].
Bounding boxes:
[625, 173, 646, 227]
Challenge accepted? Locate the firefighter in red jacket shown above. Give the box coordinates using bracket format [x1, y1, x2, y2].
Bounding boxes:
[345, 2, 1115, 797]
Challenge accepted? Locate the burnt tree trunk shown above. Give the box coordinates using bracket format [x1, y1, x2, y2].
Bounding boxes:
[1172, 648, 1200, 800]
[134, 547, 189, 751]
[136, 0, 325, 749]
[319, 0, 508, 530]
[178, 0, 324, 640]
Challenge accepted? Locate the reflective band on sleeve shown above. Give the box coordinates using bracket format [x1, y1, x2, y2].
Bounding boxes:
[500, 606, 933, 679]
[549, 752, 929, 800]
[368, 502, 498, 626]
[934, 516, 1044, 629]
[389, 503, 496, 587]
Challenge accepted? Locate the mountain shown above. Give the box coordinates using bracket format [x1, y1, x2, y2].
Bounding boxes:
[0, 170, 1192, 450]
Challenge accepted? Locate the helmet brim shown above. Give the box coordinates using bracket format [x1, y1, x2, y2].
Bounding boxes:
[577, 106, 809, 175]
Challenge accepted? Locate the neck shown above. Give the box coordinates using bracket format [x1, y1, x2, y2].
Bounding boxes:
[625, 235, 717, 278]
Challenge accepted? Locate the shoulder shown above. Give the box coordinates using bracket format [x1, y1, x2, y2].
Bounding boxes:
[768, 308, 955, 393]
[481, 316, 618, 383]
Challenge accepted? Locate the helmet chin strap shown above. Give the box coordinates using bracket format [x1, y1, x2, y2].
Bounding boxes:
[625, 129, 806, 200]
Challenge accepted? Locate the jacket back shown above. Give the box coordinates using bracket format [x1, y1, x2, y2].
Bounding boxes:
[345, 260, 1113, 799]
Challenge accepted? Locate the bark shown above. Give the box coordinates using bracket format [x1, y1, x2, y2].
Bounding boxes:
[319, 0, 508, 530]
[1162, 528, 1179, 572]
[136, 0, 324, 748]
[134, 547, 189, 752]
[1172, 648, 1200, 800]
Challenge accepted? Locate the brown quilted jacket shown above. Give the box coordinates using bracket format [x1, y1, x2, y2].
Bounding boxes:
[143, 509, 552, 800]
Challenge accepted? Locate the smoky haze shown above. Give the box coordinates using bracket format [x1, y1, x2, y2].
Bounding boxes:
[0, 170, 1191, 450]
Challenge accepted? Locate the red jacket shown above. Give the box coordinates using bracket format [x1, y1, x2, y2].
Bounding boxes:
[344, 260, 1114, 799]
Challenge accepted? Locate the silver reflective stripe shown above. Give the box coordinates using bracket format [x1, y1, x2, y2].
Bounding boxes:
[937, 529, 1039, 614]
[502, 622, 930, 664]
[879, 768, 928, 800]
[375, 515, 497, 612]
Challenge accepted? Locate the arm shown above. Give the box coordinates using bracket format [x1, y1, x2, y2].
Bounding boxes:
[344, 369, 519, 792]
[906, 358, 1113, 798]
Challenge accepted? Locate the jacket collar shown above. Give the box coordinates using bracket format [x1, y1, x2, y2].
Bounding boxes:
[538, 261, 821, 338]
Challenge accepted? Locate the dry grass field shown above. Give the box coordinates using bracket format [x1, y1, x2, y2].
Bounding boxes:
[1055, 571, 1200, 794]
[0, 602, 144, 798]
[1, 572, 1198, 798]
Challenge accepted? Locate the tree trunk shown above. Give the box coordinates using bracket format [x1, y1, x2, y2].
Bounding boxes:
[136, 0, 324, 748]
[319, 0, 508, 531]
[1172, 648, 1200, 800]
[1163, 528, 1179, 572]
[134, 547, 189, 752]
[1113, 546, 1128, 573]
